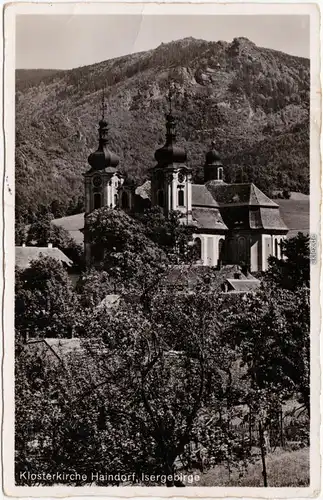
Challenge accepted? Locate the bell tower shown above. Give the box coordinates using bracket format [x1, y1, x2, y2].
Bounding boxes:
[151, 85, 192, 223]
[83, 89, 124, 265]
[84, 89, 123, 214]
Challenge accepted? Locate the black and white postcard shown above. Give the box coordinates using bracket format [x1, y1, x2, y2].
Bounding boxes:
[2, 1, 321, 497]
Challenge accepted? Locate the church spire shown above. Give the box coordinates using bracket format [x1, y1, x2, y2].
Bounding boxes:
[154, 83, 187, 166]
[98, 87, 109, 146]
[165, 82, 177, 145]
[87, 88, 119, 170]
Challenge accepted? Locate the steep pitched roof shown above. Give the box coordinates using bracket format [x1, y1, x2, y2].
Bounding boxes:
[192, 207, 228, 231]
[15, 246, 73, 269]
[206, 182, 278, 207]
[192, 184, 219, 207]
[51, 213, 85, 245]
[253, 207, 288, 231]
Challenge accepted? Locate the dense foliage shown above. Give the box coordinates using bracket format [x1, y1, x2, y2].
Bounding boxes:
[15, 209, 310, 486]
[16, 37, 309, 220]
[15, 256, 83, 339]
[265, 232, 310, 290]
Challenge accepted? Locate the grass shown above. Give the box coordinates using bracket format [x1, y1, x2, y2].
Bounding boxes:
[195, 447, 309, 487]
[277, 199, 309, 238]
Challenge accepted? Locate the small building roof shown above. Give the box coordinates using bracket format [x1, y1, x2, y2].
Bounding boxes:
[225, 278, 260, 292]
[15, 246, 73, 269]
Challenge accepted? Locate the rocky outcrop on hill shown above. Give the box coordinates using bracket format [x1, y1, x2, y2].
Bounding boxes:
[15, 37, 309, 217]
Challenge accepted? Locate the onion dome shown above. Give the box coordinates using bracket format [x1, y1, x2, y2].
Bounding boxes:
[154, 113, 187, 166]
[88, 118, 119, 171]
[204, 141, 224, 182]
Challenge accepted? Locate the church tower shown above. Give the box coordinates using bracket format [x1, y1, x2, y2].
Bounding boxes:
[83, 91, 124, 264]
[204, 141, 224, 183]
[151, 87, 192, 223]
[84, 92, 123, 213]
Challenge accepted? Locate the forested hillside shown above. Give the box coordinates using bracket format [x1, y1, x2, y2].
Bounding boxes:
[15, 37, 310, 219]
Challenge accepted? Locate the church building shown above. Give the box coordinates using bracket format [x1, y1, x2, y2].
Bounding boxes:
[82, 97, 288, 273]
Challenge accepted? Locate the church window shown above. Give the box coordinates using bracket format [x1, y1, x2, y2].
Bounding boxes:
[218, 167, 223, 181]
[178, 188, 184, 207]
[157, 190, 164, 207]
[93, 192, 102, 210]
[194, 237, 202, 260]
[114, 194, 118, 207]
[238, 236, 247, 265]
[218, 238, 225, 263]
[121, 191, 129, 209]
[275, 239, 278, 257]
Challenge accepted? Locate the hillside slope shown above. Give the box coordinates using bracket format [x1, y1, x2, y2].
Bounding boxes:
[15, 37, 310, 217]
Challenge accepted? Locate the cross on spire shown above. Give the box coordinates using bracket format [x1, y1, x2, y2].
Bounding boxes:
[167, 81, 175, 115]
[101, 87, 106, 121]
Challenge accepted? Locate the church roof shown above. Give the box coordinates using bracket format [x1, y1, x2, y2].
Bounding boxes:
[254, 207, 288, 231]
[206, 182, 279, 207]
[15, 246, 73, 269]
[192, 207, 228, 231]
[192, 184, 219, 207]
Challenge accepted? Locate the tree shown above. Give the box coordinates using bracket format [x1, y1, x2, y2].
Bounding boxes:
[225, 282, 310, 414]
[15, 256, 82, 339]
[76, 287, 250, 484]
[15, 217, 28, 245]
[265, 232, 310, 290]
[76, 268, 117, 309]
[135, 207, 195, 263]
[85, 208, 168, 288]
[27, 212, 84, 268]
[15, 282, 253, 486]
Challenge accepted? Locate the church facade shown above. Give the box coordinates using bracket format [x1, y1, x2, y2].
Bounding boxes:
[83, 107, 288, 272]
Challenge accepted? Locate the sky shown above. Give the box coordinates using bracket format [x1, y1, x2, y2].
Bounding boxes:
[16, 14, 310, 70]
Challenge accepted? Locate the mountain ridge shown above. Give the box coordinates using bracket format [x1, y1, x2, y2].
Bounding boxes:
[15, 36, 310, 219]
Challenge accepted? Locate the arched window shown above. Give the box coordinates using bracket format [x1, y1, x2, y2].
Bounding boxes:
[218, 167, 223, 181]
[157, 190, 164, 208]
[93, 192, 101, 210]
[238, 236, 247, 265]
[275, 239, 278, 257]
[218, 238, 225, 263]
[194, 237, 202, 260]
[178, 189, 184, 207]
[114, 194, 118, 207]
[121, 191, 129, 209]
